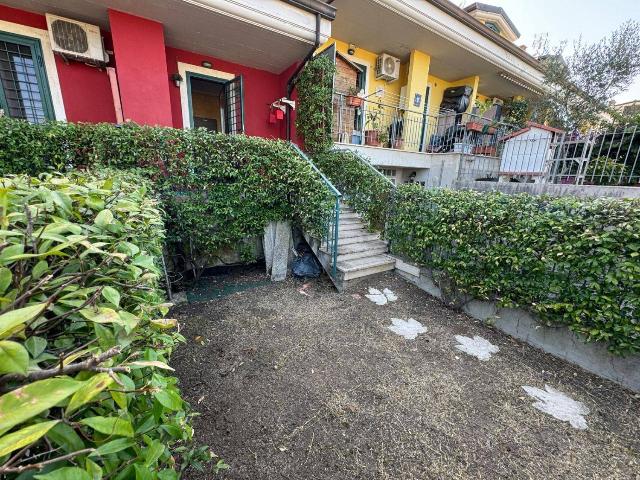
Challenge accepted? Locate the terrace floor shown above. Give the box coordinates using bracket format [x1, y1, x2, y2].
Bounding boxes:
[171, 268, 639, 479]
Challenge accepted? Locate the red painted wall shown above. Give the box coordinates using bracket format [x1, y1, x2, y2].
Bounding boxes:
[109, 9, 172, 127]
[0, 5, 116, 123]
[166, 47, 290, 138]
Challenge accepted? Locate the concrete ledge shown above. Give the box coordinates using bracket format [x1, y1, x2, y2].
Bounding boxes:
[455, 179, 640, 199]
[395, 258, 640, 392]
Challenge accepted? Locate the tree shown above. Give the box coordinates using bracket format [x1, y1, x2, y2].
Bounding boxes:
[530, 21, 640, 131]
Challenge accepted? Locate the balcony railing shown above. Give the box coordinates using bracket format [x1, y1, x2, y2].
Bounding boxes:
[331, 92, 517, 157]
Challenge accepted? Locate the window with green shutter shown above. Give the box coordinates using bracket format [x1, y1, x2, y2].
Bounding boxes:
[0, 31, 55, 123]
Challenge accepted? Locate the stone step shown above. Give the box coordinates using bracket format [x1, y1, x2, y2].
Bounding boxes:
[338, 227, 373, 238]
[339, 217, 364, 225]
[340, 212, 361, 220]
[336, 240, 388, 262]
[338, 232, 381, 245]
[339, 222, 366, 232]
[337, 254, 396, 281]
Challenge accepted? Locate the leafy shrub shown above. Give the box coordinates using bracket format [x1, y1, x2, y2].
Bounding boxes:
[585, 156, 630, 185]
[0, 173, 208, 478]
[388, 185, 640, 355]
[0, 118, 334, 279]
[295, 55, 336, 154]
[313, 150, 394, 231]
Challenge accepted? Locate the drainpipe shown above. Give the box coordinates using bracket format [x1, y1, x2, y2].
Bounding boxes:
[106, 67, 124, 123]
[286, 12, 322, 141]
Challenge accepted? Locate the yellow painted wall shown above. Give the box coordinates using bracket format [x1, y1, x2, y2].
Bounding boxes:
[405, 50, 431, 112]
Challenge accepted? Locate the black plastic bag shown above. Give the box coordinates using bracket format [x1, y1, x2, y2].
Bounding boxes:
[292, 252, 321, 279]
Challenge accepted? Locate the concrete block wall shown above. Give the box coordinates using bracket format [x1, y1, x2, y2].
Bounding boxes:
[394, 257, 640, 392]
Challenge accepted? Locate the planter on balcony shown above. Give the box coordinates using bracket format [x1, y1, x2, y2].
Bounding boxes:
[347, 95, 363, 108]
[365, 130, 381, 146]
[392, 138, 404, 149]
[472, 145, 497, 156]
[466, 121, 496, 134]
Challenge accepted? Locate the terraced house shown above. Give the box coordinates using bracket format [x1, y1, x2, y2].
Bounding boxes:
[323, 0, 546, 186]
[0, 0, 544, 186]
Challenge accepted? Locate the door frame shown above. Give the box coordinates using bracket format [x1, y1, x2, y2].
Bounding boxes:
[177, 62, 234, 129]
[0, 20, 65, 120]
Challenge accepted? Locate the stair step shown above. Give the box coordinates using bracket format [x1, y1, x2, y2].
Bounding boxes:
[339, 222, 366, 231]
[340, 212, 361, 220]
[335, 240, 388, 262]
[337, 254, 396, 281]
[338, 233, 380, 245]
[338, 228, 373, 238]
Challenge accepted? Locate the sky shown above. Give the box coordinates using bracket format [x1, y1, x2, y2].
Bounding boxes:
[458, 0, 640, 103]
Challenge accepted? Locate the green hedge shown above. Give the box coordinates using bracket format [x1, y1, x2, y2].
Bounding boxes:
[0, 118, 334, 278]
[313, 150, 394, 231]
[0, 173, 211, 478]
[388, 185, 640, 355]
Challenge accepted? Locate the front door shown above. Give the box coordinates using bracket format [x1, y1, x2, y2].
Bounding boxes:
[187, 72, 244, 134]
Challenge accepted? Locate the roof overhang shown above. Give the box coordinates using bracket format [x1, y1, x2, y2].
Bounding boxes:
[1, 0, 332, 73]
[330, 0, 544, 97]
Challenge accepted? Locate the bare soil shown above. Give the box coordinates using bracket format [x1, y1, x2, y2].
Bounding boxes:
[171, 270, 640, 479]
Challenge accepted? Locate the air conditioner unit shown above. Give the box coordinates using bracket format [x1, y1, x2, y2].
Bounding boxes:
[375, 53, 400, 82]
[46, 14, 108, 65]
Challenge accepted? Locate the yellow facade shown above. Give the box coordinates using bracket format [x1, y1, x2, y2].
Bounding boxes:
[320, 38, 487, 117]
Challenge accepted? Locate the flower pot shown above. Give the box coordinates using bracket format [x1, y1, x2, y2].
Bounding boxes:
[347, 95, 363, 108]
[392, 138, 404, 149]
[365, 130, 380, 146]
[466, 121, 496, 134]
[472, 145, 497, 156]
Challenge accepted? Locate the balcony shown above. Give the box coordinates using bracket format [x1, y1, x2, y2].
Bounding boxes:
[331, 92, 518, 185]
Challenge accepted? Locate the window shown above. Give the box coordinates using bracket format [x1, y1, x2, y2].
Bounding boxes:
[378, 168, 397, 184]
[0, 32, 54, 122]
[484, 21, 501, 35]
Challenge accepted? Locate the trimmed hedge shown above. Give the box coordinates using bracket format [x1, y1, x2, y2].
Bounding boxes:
[388, 185, 640, 355]
[0, 118, 334, 278]
[313, 150, 394, 231]
[0, 173, 213, 478]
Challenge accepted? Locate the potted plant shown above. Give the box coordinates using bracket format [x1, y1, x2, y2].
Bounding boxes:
[467, 99, 496, 133]
[365, 105, 384, 146]
[346, 86, 364, 108]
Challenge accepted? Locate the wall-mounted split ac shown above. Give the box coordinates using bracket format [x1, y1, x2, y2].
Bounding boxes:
[375, 53, 400, 82]
[46, 14, 108, 65]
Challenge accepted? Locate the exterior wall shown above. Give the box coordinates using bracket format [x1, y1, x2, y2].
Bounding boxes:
[405, 50, 431, 113]
[0, 5, 293, 138]
[454, 179, 640, 199]
[0, 5, 116, 123]
[333, 55, 358, 142]
[109, 10, 173, 127]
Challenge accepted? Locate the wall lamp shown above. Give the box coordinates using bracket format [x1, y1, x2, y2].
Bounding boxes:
[170, 73, 183, 87]
[347, 43, 356, 55]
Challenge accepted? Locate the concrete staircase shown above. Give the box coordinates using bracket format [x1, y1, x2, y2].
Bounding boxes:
[319, 204, 395, 289]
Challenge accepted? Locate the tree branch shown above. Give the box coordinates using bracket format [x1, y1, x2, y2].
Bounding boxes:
[0, 448, 95, 474]
[0, 346, 124, 386]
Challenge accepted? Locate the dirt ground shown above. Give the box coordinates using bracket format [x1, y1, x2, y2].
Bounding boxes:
[171, 269, 640, 480]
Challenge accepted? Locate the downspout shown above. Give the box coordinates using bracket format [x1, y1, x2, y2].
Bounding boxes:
[286, 12, 321, 141]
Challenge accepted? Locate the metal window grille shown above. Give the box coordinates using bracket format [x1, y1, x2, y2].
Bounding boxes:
[0, 39, 48, 123]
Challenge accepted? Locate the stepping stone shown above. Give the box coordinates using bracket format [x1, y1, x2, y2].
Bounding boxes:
[454, 335, 499, 361]
[387, 318, 426, 340]
[365, 287, 397, 305]
[522, 385, 590, 430]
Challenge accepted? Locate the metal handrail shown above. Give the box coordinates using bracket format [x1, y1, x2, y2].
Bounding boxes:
[289, 143, 342, 279]
[339, 148, 396, 188]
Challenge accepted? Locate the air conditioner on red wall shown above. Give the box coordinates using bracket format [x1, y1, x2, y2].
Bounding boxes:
[46, 14, 108, 65]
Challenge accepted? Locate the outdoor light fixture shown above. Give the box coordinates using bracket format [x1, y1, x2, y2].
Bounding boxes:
[347, 43, 356, 55]
[201, 60, 213, 68]
[170, 73, 183, 87]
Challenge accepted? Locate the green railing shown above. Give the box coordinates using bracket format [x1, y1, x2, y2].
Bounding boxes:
[342, 148, 396, 188]
[290, 143, 342, 279]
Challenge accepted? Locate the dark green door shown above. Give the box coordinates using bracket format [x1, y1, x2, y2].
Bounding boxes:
[222, 75, 244, 134]
[0, 31, 55, 122]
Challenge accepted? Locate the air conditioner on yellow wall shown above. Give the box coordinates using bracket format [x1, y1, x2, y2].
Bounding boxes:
[375, 53, 400, 82]
[46, 14, 108, 65]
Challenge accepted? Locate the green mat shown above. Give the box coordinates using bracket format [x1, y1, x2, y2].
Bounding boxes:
[185, 274, 271, 303]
